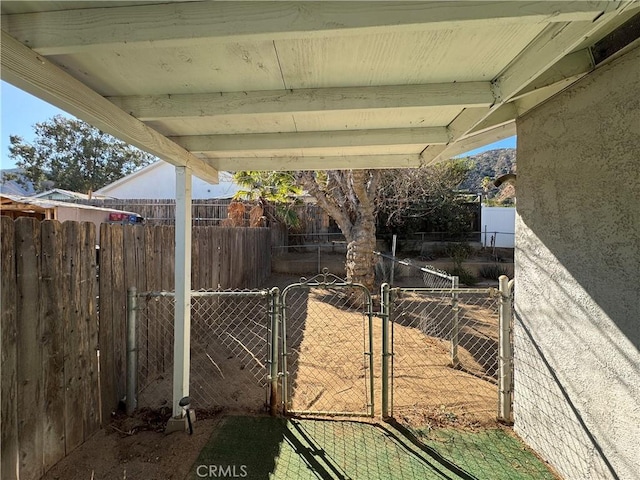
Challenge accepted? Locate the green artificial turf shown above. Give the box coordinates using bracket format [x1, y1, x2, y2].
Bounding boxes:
[414, 426, 558, 480]
[187, 416, 557, 480]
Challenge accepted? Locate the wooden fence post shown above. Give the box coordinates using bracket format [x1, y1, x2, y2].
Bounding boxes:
[98, 224, 116, 423]
[15, 217, 43, 480]
[62, 221, 84, 453]
[1, 217, 19, 480]
[40, 220, 65, 470]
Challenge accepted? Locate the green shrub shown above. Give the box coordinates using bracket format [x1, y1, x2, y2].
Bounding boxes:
[479, 264, 512, 280]
[449, 266, 478, 286]
[446, 242, 473, 268]
[375, 258, 402, 284]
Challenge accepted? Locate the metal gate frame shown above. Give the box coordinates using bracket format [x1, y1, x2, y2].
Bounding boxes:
[380, 276, 513, 423]
[280, 270, 375, 417]
[128, 287, 278, 413]
[126, 275, 512, 423]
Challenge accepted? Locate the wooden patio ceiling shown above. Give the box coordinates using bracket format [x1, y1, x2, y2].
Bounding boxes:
[2, 1, 639, 183]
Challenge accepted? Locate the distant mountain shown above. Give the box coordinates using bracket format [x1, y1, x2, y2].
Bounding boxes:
[459, 148, 516, 200]
[0, 168, 36, 196]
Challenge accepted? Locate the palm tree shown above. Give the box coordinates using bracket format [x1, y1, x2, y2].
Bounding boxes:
[232, 171, 303, 228]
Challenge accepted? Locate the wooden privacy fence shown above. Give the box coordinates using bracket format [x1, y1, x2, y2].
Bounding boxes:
[73, 198, 235, 225]
[1, 217, 99, 480]
[1, 218, 272, 480]
[99, 224, 272, 428]
[72, 198, 338, 248]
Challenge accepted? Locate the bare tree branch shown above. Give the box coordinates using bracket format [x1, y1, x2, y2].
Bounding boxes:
[296, 171, 354, 240]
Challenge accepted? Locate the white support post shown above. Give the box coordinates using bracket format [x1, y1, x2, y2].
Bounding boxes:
[173, 166, 192, 418]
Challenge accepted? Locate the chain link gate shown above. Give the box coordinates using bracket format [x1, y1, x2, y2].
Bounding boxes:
[381, 283, 512, 427]
[127, 274, 512, 424]
[132, 289, 276, 412]
[280, 270, 375, 417]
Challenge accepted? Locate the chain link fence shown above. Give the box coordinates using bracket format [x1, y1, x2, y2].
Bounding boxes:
[190, 290, 274, 411]
[373, 251, 456, 289]
[381, 282, 551, 480]
[386, 286, 501, 427]
[281, 273, 374, 417]
[135, 292, 175, 411]
[130, 275, 510, 427]
[134, 289, 274, 413]
[125, 277, 548, 479]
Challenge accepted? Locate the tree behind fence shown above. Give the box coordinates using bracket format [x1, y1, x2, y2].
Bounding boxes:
[1, 217, 99, 480]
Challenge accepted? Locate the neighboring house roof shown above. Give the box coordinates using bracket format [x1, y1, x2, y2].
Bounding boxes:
[94, 160, 165, 195]
[95, 160, 241, 199]
[0, 193, 140, 216]
[32, 188, 110, 200]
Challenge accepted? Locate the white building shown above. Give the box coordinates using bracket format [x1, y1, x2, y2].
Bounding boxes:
[481, 205, 516, 248]
[95, 161, 241, 199]
[32, 188, 110, 201]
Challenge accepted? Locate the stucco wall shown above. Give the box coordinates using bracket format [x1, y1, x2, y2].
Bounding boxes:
[514, 44, 640, 480]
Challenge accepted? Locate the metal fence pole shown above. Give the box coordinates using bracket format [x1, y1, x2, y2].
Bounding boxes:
[281, 298, 290, 414]
[367, 290, 375, 418]
[389, 234, 397, 286]
[126, 287, 137, 415]
[450, 276, 460, 368]
[269, 287, 280, 416]
[381, 283, 391, 418]
[498, 275, 513, 423]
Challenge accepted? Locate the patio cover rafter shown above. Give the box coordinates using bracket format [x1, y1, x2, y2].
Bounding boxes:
[0, 30, 219, 184]
[107, 82, 495, 121]
[170, 127, 449, 154]
[2, 1, 618, 55]
[431, 4, 637, 163]
[211, 154, 428, 171]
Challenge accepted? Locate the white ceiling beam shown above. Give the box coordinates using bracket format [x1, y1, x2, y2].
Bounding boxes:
[211, 154, 428, 172]
[494, 19, 617, 105]
[414, 145, 449, 165]
[432, 7, 630, 163]
[468, 104, 518, 135]
[0, 31, 218, 184]
[514, 78, 587, 116]
[446, 107, 492, 142]
[408, 107, 490, 165]
[2, 1, 618, 55]
[171, 128, 448, 153]
[108, 82, 494, 121]
[445, 123, 517, 159]
[509, 49, 593, 101]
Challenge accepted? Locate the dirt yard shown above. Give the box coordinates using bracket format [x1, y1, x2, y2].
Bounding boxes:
[283, 281, 499, 427]
[41, 413, 222, 480]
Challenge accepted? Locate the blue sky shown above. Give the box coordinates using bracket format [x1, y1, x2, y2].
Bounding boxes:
[1, 81, 75, 169]
[1, 80, 516, 169]
[458, 136, 516, 156]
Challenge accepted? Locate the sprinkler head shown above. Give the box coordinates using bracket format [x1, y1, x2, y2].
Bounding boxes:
[179, 396, 194, 435]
